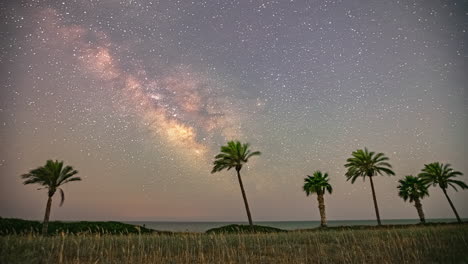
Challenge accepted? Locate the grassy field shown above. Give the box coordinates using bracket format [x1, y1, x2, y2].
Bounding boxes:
[1, 224, 467, 264]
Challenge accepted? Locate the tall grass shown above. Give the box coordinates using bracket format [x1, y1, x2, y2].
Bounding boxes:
[1, 225, 467, 263]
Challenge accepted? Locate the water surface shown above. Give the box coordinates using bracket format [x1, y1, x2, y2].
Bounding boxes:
[125, 218, 462, 232]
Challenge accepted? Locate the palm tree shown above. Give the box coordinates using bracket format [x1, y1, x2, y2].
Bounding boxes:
[344, 148, 394, 225]
[303, 171, 333, 227]
[397, 175, 429, 223]
[21, 160, 81, 234]
[211, 141, 261, 226]
[418, 162, 467, 223]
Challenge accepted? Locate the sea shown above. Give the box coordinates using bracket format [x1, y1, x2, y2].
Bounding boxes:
[125, 218, 462, 233]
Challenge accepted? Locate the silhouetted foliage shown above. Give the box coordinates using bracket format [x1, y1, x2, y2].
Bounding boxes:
[21, 160, 82, 234]
[344, 148, 394, 225]
[419, 162, 467, 223]
[211, 141, 261, 226]
[397, 175, 429, 223]
[206, 224, 285, 234]
[303, 171, 332, 227]
[0, 218, 160, 235]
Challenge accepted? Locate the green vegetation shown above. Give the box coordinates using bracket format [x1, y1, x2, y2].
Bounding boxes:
[1, 224, 467, 263]
[8, 151, 467, 263]
[419, 162, 467, 223]
[303, 171, 333, 227]
[344, 148, 395, 225]
[0, 218, 158, 235]
[206, 224, 285, 234]
[21, 160, 82, 234]
[397, 175, 429, 223]
[211, 141, 261, 226]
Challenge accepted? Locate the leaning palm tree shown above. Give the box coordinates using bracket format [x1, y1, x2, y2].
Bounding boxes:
[21, 160, 81, 234]
[397, 175, 429, 223]
[211, 141, 261, 226]
[344, 148, 394, 225]
[419, 162, 467, 223]
[303, 171, 333, 227]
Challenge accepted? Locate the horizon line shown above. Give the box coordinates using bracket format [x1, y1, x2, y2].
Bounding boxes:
[4, 217, 465, 223]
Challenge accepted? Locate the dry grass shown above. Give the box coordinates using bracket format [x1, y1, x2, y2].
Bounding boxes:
[1, 224, 467, 263]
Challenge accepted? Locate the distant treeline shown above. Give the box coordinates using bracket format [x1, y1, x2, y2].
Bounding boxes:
[0, 217, 164, 235]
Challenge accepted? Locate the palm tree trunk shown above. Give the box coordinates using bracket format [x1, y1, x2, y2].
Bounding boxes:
[413, 197, 426, 223]
[369, 176, 382, 226]
[441, 188, 462, 223]
[316, 194, 327, 227]
[42, 196, 53, 235]
[236, 168, 253, 226]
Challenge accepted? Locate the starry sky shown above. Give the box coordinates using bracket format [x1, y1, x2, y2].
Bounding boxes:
[0, 0, 467, 222]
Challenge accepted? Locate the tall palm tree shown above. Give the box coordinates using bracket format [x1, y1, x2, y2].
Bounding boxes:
[418, 162, 467, 223]
[211, 141, 261, 226]
[397, 175, 429, 223]
[21, 160, 81, 234]
[303, 171, 333, 227]
[344, 148, 394, 225]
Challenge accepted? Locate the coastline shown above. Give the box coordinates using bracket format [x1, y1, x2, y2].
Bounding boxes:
[125, 218, 467, 232]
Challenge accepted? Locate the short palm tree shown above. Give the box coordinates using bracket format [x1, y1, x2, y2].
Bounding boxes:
[21, 160, 81, 234]
[211, 141, 261, 226]
[344, 148, 394, 225]
[418, 162, 467, 223]
[397, 175, 429, 223]
[303, 171, 333, 227]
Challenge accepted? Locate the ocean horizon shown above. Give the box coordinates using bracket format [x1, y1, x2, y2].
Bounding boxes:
[125, 218, 465, 232]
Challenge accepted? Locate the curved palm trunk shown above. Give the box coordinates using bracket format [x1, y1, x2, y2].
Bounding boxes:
[316, 194, 327, 227]
[413, 197, 426, 223]
[42, 196, 53, 235]
[236, 169, 253, 226]
[441, 188, 462, 223]
[368, 176, 382, 226]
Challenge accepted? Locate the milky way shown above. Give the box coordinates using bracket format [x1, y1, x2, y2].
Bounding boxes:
[0, 0, 467, 221]
[36, 7, 244, 160]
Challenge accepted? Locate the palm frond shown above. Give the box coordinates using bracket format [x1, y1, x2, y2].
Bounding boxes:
[375, 167, 395, 176]
[344, 148, 394, 183]
[419, 162, 465, 192]
[397, 175, 429, 203]
[211, 141, 260, 174]
[303, 171, 332, 196]
[246, 151, 261, 160]
[61, 177, 82, 185]
[447, 179, 468, 189]
[19, 160, 81, 199]
[59, 188, 65, 206]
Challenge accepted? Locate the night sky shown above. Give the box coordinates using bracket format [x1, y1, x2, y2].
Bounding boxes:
[1, 0, 467, 222]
